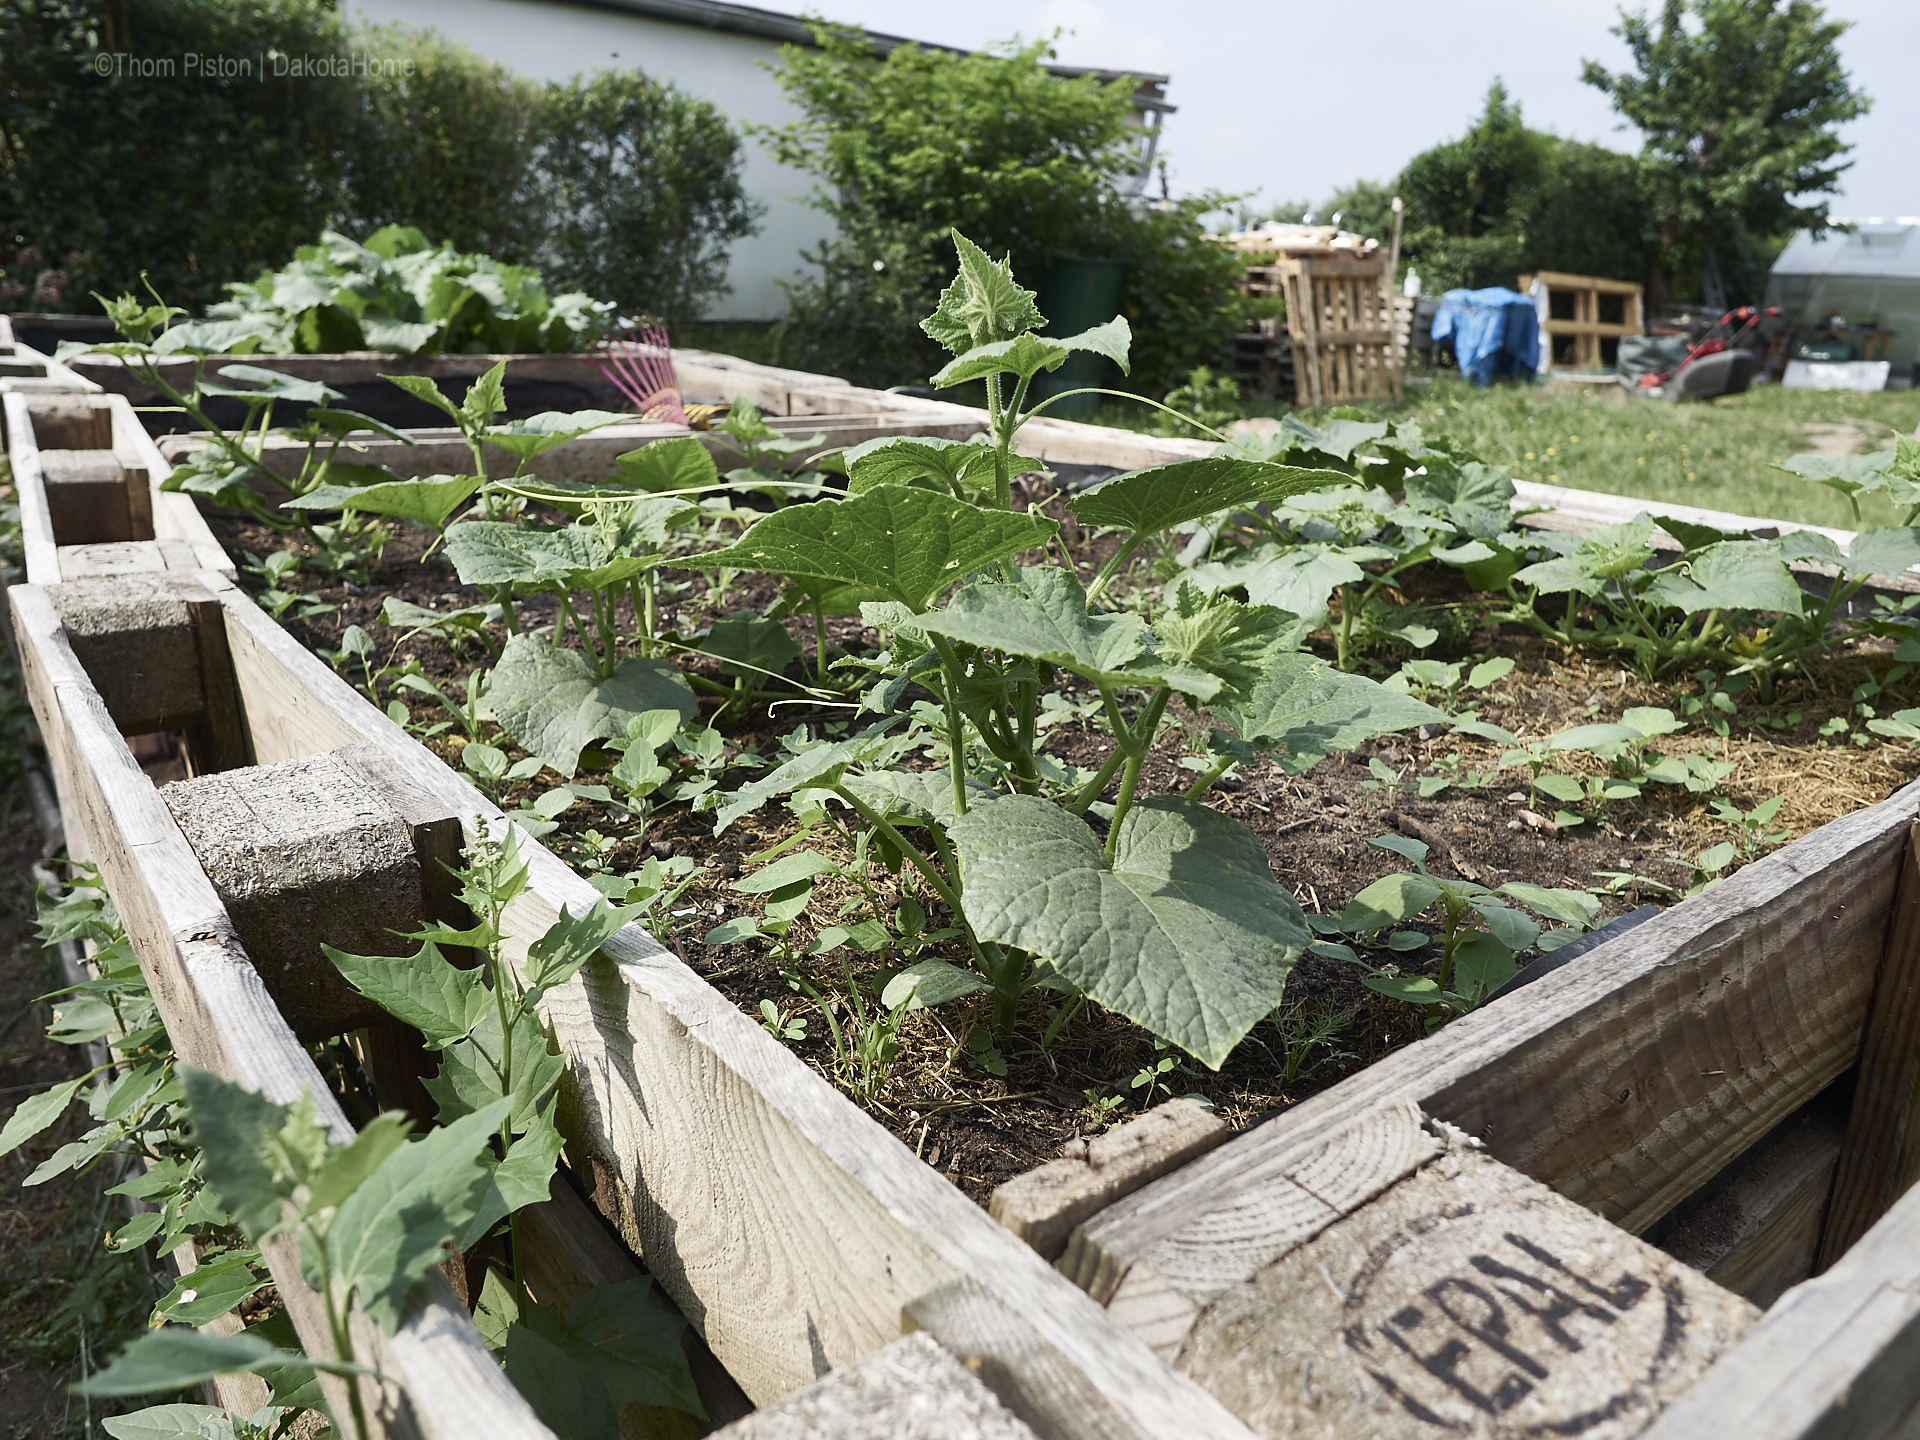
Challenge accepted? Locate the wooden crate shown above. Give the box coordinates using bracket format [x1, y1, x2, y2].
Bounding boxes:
[1520, 270, 1645, 372]
[1274, 255, 1403, 407]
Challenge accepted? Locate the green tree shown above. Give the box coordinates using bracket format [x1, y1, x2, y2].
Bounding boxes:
[1582, 0, 1869, 307]
[535, 70, 759, 328]
[1390, 84, 1654, 294]
[763, 26, 1239, 392]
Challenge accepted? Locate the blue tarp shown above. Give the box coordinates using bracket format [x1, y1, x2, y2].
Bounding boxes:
[1431, 287, 1540, 385]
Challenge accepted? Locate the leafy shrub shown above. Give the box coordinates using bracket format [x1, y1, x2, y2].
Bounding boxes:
[763, 26, 1240, 392]
[537, 68, 761, 329]
[1, 2, 757, 325]
[210, 226, 612, 355]
[0, 0, 356, 312]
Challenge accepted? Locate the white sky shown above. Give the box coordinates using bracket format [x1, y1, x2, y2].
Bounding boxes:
[833, 0, 1917, 223]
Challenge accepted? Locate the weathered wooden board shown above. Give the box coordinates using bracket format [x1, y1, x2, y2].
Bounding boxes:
[1820, 824, 1920, 1266]
[1179, 1145, 1758, 1440]
[1639, 1173, 1920, 1440]
[200, 565, 1253, 1437]
[1065, 780, 1920, 1321]
[710, 1332, 1035, 1440]
[991, 1101, 1230, 1262]
[7, 581, 550, 1440]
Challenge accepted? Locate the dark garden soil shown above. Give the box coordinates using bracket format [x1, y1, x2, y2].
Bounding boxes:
[203, 495, 1920, 1206]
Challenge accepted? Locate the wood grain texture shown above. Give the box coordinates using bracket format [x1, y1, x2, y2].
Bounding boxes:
[1178, 1148, 1759, 1440]
[1657, 1090, 1847, 1308]
[8, 582, 550, 1440]
[207, 565, 1253, 1436]
[4, 391, 61, 583]
[990, 1100, 1229, 1261]
[110, 393, 235, 578]
[184, 597, 252, 773]
[1640, 1173, 1920, 1440]
[1097, 1100, 1439, 1360]
[519, 1176, 755, 1440]
[1821, 824, 1920, 1268]
[709, 1333, 1036, 1440]
[1065, 784, 1920, 1306]
[905, 1278, 1143, 1440]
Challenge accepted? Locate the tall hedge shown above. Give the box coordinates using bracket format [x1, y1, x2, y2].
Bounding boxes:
[0, 0, 757, 326]
[0, 0, 353, 313]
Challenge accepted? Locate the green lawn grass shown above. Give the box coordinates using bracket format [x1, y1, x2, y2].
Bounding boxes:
[1092, 377, 1920, 533]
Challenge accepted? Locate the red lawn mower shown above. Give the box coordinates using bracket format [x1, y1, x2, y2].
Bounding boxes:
[1633, 305, 1779, 401]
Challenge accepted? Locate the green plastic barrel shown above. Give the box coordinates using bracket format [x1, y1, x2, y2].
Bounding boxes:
[1031, 256, 1127, 418]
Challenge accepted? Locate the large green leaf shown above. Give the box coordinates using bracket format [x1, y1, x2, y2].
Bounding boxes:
[180, 1068, 301, 1241]
[200, 364, 342, 406]
[154, 1251, 272, 1328]
[1210, 653, 1447, 770]
[446, 519, 670, 591]
[931, 318, 1132, 389]
[322, 937, 491, 1047]
[1071, 458, 1352, 539]
[615, 436, 719, 492]
[561, 1278, 703, 1416]
[1188, 546, 1365, 631]
[1153, 584, 1294, 703]
[485, 410, 629, 461]
[840, 769, 997, 829]
[690, 485, 1056, 612]
[76, 1327, 370, 1397]
[326, 1097, 512, 1331]
[1645, 540, 1805, 614]
[1846, 527, 1920, 581]
[1403, 461, 1515, 539]
[698, 612, 800, 679]
[1512, 517, 1657, 595]
[506, 1324, 620, 1440]
[490, 634, 696, 776]
[914, 567, 1195, 689]
[950, 796, 1306, 1066]
[286, 473, 482, 529]
[0, 1075, 86, 1159]
[843, 435, 1034, 501]
[102, 1403, 240, 1439]
[920, 230, 1046, 354]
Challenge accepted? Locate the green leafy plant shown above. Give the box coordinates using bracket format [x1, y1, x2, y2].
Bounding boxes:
[208, 226, 613, 356]
[1308, 835, 1602, 1028]
[684, 235, 1446, 1071]
[320, 828, 703, 1433]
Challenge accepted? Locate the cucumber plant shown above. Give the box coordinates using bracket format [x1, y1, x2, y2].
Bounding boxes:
[683, 233, 1448, 1069]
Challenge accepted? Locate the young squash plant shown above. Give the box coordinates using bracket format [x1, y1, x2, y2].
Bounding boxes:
[685, 233, 1447, 1068]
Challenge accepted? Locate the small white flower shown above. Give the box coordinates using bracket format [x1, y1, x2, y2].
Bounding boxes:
[179, 1289, 198, 1304]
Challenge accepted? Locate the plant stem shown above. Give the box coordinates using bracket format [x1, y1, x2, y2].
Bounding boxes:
[1181, 752, 1237, 800]
[1063, 745, 1128, 815]
[926, 634, 973, 819]
[813, 599, 828, 685]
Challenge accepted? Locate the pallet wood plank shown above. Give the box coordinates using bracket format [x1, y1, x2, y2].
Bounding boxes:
[1064, 784, 1920, 1313]
[1178, 1147, 1759, 1440]
[905, 1278, 1143, 1440]
[4, 391, 61, 583]
[1098, 1100, 1440, 1360]
[710, 1333, 1036, 1440]
[1640, 1175, 1920, 1440]
[989, 1100, 1229, 1261]
[1819, 823, 1920, 1266]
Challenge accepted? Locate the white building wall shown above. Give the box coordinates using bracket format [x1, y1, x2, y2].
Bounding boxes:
[343, 0, 839, 320]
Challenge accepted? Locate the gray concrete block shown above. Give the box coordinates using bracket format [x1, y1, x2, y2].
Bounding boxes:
[49, 573, 206, 733]
[163, 750, 423, 1040]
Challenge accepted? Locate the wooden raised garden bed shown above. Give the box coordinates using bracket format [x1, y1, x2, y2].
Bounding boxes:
[11, 347, 1920, 1438]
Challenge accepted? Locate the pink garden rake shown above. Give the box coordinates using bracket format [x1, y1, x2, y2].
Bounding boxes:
[595, 322, 688, 426]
